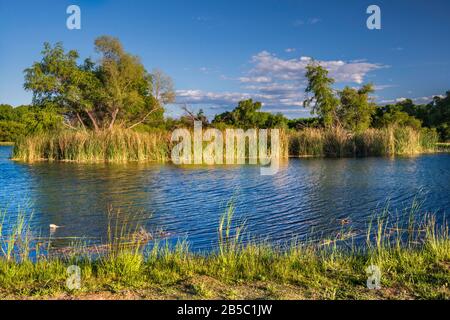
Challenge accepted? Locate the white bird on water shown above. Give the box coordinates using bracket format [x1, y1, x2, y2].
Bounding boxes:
[49, 224, 62, 231]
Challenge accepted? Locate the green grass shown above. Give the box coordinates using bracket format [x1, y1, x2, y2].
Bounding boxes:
[0, 142, 14, 146]
[0, 200, 448, 300]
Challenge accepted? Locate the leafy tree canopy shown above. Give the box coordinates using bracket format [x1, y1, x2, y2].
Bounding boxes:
[24, 36, 175, 132]
[304, 62, 339, 128]
[0, 104, 62, 141]
[338, 84, 376, 132]
[212, 99, 287, 129]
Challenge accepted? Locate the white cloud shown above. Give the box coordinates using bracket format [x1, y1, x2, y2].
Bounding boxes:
[416, 95, 445, 101]
[176, 90, 253, 106]
[285, 48, 296, 53]
[308, 18, 321, 24]
[293, 18, 321, 27]
[379, 94, 445, 105]
[176, 89, 304, 108]
[293, 19, 305, 27]
[238, 76, 272, 83]
[374, 84, 396, 91]
[193, 16, 211, 23]
[248, 51, 385, 84]
[176, 51, 386, 116]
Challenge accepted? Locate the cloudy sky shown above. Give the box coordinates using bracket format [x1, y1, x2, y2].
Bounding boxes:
[1, 0, 449, 119]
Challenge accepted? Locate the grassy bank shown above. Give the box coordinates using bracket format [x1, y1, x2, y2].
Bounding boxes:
[0, 203, 448, 300]
[0, 142, 14, 146]
[11, 126, 440, 163]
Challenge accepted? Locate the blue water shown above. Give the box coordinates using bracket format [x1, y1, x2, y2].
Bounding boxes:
[0, 146, 449, 251]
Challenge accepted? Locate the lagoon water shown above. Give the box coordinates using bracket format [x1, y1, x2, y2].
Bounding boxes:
[0, 145, 449, 251]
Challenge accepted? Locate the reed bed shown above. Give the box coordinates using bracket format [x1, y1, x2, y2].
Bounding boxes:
[287, 126, 439, 158]
[11, 126, 439, 163]
[12, 128, 289, 163]
[0, 200, 448, 299]
[12, 129, 170, 163]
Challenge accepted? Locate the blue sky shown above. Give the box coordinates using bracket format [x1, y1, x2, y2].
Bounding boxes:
[1, 0, 449, 119]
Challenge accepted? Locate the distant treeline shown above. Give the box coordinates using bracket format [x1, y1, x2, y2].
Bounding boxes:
[0, 104, 62, 142]
[1, 36, 449, 143]
[1, 92, 450, 142]
[207, 93, 450, 142]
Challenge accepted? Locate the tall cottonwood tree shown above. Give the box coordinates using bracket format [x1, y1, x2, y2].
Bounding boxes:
[304, 62, 339, 128]
[24, 36, 175, 132]
[304, 62, 377, 132]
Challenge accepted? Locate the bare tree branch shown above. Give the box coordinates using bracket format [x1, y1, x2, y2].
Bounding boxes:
[63, 121, 79, 130]
[127, 106, 163, 130]
[181, 104, 199, 121]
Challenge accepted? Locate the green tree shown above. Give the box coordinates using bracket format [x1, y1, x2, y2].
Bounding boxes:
[265, 113, 287, 128]
[0, 104, 62, 141]
[304, 62, 339, 128]
[0, 104, 16, 121]
[24, 37, 174, 132]
[24, 42, 103, 130]
[212, 99, 287, 129]
[338, 84, 376, 132]
[373, 108, 422, 130]
[428, 92, 450, 140]
[95, 36, 153, 129]
[20, 104, 63, 134]
[0, 121, 25, 141]
[233, 99, 263, 128]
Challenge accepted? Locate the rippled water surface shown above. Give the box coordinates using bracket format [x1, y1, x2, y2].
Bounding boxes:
[1, 146, 449, 251]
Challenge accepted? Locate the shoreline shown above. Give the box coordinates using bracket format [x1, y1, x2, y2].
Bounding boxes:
[7, 149, 449, 164]
[1, 241, 448, 300]
[0, 207, 448, 300]
[8, 126, 441, 163]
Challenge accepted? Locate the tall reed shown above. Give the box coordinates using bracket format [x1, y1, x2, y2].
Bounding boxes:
[0, 200, 448, 299]
[13, 128, 169, 163]
[287, 126, 439, 158]
[11, 125, 439, 163]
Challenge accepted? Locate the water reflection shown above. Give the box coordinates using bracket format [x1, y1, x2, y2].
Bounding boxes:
[0, 146, 449, 251]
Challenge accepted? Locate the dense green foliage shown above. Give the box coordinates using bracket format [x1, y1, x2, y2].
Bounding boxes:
[23, 36, 173, 132]
[12, 125, 437, 163]
[1, 40, 449, 145]
[338, 84, 376, 132]
[208, 63, 448, 143]
[372, 93, 450, 141]
[0, 104, 62, 141]
[212, 99, 287, 129]
[303, 62, 339, 128]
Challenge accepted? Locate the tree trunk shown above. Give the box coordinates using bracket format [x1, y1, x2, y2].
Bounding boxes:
[76, 112, 87, 131]
[108, 108, 119, 130]
[85, 110, 100, 132]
